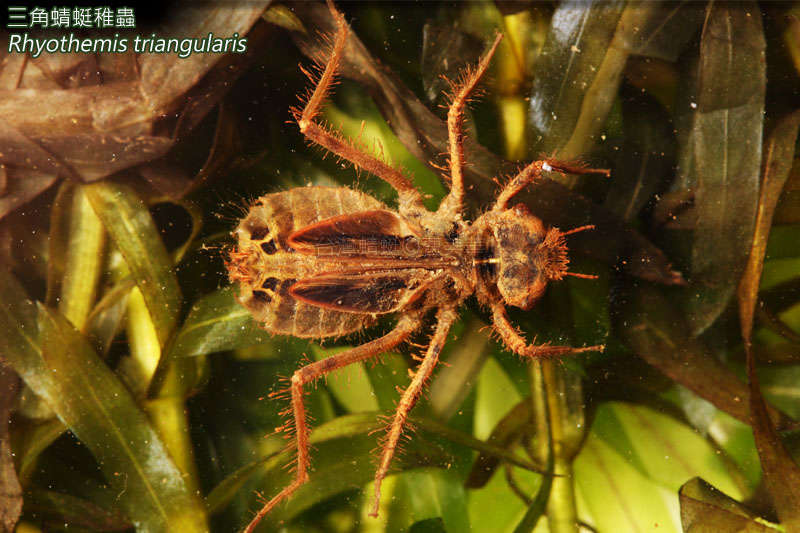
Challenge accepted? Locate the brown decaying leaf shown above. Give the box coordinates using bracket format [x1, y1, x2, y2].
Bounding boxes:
[679, 478, 779, 532]
[143, 101, 243, 200]
[613, 281, 794, 432]
[738, 110, 800, 346]
[0, 361, 22, 533]
[673, 2, 766, 334]
[291, 2, 683, 286]
[0, 165, 57, 221]
[738, 109, 800, 530]
[0, 3, 269, 219]
[527, 0, 625, 163]
[529, 2, 702, 180]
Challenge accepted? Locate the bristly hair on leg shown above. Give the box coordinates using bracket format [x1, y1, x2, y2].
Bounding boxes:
[539, 155, 611, 179]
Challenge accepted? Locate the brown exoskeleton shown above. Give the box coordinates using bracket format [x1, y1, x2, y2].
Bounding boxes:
[227, 3, 609, 531]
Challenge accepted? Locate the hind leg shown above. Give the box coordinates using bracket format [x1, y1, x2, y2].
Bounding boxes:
[369, 308, 457, 516]
[243, 316, 421, 533]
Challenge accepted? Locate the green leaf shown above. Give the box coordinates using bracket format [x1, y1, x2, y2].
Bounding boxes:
[385, 469, 470, 533]
[591, 402, 745, 498]
[311, 344, 380, 413]
[13, 418, 65, 483]
[0, 273, 207, 533]
[40, 305, 208, 531]
[466, 399, 531, 489]
[622, 1, 704, 62]
[512, 437, 553, 533]
[474, 357, 522, 441]
[206, 412, 543, 525]
[705, 410, 762, 492]
[206, 413, 452, 527]
[169, 286, 268, 358]
[262, 4, 307, 34]
[761, 365, 800, 420]
[85, 181, 181, 347]
[427, 315, 491, 421]
[679, 478, 781, 532]
[58, 185, 106, 332]
[575, 434, 678, 532]
[552, 4, 681, 172]
[468, 455, 542, 533]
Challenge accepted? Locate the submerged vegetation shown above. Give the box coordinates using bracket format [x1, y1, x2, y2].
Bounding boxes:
[1, 1, 800, 532]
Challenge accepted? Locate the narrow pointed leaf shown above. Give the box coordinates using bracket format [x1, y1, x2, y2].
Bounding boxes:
[0, 272, 207, 533]
[37, 305, 208, 531]
[206, 412, 543, 522]
[603, 87, 675, 222]
[612, 281, 792, 430]
[735, 107, 800, 530]
[85, 181, 181, 347]
[466, 399, 531, 489]
[739, 110, 800, 344]
[512, 443, 552, 533]
[24, 489, 131, 531]
[206, 413, 452, 524]
[528, 0, 625, 159]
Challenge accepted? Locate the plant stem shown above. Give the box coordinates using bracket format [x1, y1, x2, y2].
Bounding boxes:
[541, 360, 580, 533]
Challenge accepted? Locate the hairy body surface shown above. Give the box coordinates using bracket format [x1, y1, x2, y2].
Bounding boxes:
[227, 3, 608, 531]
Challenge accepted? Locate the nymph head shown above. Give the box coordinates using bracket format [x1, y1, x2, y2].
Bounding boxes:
[477, 203, 588, 310]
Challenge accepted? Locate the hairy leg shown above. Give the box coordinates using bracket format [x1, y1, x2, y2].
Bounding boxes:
[369, 308, 458, 516]
[244, 316, 421, 533]
[491, 303, 603, 359]
[295, 1, 423, 207]
[494, 159, 610, 211]
[437, 34, 503, 219]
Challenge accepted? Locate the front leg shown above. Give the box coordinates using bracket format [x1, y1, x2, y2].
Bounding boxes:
[243, 316, 421, 533]
[491, 303, 603, 358]
[493, 159, 610, 211]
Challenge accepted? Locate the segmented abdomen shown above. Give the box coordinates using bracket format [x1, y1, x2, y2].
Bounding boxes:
[231, 186, 386, 338]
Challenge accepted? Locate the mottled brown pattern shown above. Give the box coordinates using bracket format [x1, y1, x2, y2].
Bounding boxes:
[226, 3, 609, 532]
[231, 186, 384, 337]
